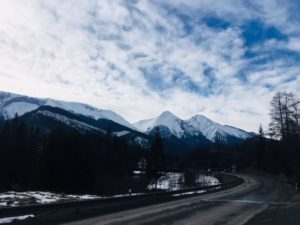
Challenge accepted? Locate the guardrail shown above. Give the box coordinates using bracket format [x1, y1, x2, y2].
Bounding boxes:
[0, 173, 243, 225]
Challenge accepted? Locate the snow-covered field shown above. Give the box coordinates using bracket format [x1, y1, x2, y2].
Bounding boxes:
[147, 173, 220, 191]
[0, 191, 101, 207]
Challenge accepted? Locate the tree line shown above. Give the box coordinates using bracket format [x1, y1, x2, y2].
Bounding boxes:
[0, 116, 143, 195]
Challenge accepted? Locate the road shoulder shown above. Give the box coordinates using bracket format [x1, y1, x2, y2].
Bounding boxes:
[246, 182, 298, 225]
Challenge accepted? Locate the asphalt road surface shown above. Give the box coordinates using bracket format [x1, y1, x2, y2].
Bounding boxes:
[59, 175, 292, 225]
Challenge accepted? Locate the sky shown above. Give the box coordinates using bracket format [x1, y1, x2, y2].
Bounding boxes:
[0, 0, 300, 132]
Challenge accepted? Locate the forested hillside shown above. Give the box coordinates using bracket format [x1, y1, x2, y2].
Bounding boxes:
[0, 116, 143, 194]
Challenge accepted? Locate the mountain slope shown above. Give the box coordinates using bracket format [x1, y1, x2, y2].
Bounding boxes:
[0, 91, 135, 130]
[186, 115, 252, 143]
[18, 105, 149, 147]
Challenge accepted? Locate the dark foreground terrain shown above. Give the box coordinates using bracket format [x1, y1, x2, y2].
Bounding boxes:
[58, 175, 294, 225]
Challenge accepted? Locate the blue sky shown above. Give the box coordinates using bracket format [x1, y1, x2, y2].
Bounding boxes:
[0, 0, 299, 131]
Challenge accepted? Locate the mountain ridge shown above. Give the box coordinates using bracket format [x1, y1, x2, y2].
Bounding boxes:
[0, 91, 255, 145]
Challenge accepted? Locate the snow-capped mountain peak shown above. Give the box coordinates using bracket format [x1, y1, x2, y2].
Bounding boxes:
[134, 111, 185, 138]
[186, 114, 226, 142]
[156, 111, 180, 124]
[155, 111, 185, 138]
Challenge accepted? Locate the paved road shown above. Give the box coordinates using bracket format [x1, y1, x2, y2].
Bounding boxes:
[60, 175, 291, 225]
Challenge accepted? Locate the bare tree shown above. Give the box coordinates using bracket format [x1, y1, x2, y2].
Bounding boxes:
[290, 94, 300, 138]
[269, 92, 300, 140]
[269, 92, 285, 139]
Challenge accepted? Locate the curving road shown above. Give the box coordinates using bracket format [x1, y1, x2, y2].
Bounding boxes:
[59, 175, 291, 225]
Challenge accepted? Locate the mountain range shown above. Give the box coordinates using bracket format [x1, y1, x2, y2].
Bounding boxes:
[0, 91, 255, 149]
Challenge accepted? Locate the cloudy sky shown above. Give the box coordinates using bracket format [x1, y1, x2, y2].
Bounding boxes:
[0, 0, 299, 132]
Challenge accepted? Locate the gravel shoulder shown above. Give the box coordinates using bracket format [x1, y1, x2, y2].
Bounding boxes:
[246, 182, 299, 225]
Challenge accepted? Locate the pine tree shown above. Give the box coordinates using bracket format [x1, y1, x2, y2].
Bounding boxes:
[256, 124, 266, 170]
[146, 127, 166, 189]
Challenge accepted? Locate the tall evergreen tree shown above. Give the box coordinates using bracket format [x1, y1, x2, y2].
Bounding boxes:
[146, 127, 166, 189]
[256, 124, 266, 170]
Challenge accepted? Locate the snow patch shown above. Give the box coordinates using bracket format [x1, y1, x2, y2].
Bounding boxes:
[2, 102, 38, 119]
[147, 173, 220, 191]
[172, 190, 206, 196]
[196, 175, 220, 186]
[0, 215, 34, 224]
[147, 172, 184, 191]
[113, 131, 130, 137]
[0, 191, 148, 208]
[111, 193, 143, 198]
[0, 191, 101, 207]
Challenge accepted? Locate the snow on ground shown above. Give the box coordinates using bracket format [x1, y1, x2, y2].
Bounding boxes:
[0, 215, 34, 224]
[0, 191, 145, 208]
[172, 190, 206, 197]
[0, 191, 101, 207]
[196, 175, 220, 186]
[147, 173, 220, 191]
[147, 172, 184, 191]
[110, 193, 143, 198]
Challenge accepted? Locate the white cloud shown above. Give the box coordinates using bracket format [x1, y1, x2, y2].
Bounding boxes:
[0, 0, 299, 132]
[287, 38, 300, 52]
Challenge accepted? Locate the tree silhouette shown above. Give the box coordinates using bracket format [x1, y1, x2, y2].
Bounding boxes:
[255, 124, 266, 170]
[146, 127, 166, 189]
[269, 92, 300, 140]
